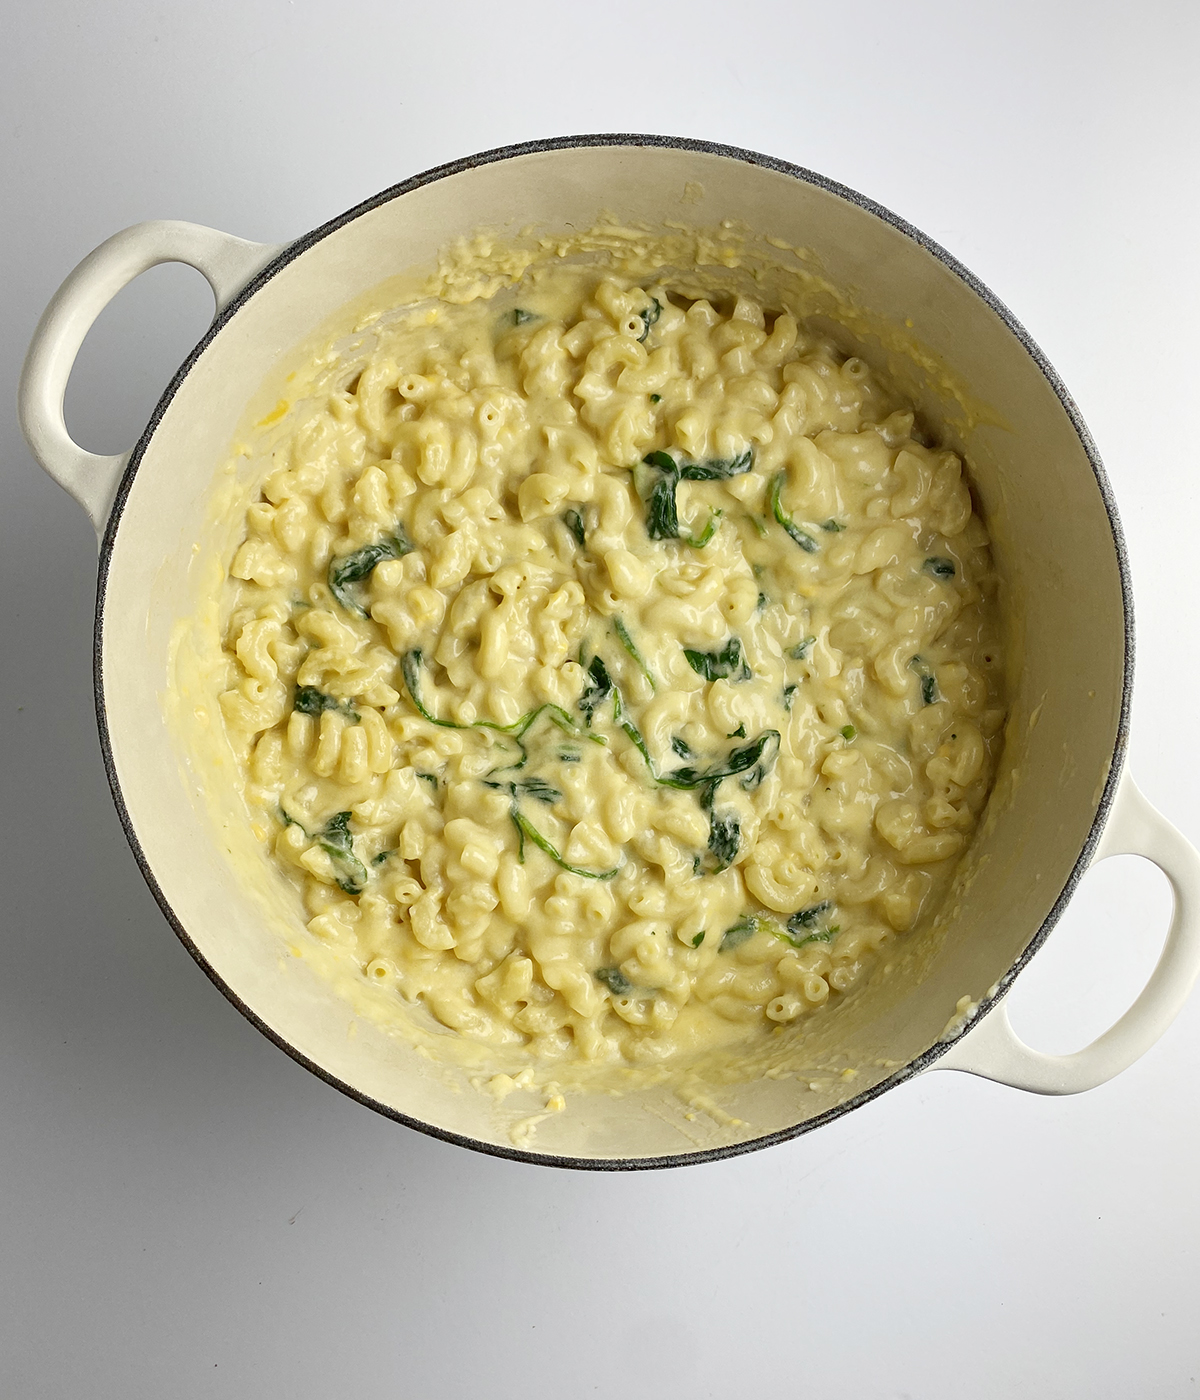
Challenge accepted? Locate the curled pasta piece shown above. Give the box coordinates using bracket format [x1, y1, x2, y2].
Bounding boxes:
[926, 722, 985, 789]
[219, 677, 287, 735]
[230, 537, 295, 588]
[476, 953, 535, 1016]
[874, 800, 966, 865]
[518, 472, 571, 522]
[410, 892, 456, 950]
[890, 448, 932, 517]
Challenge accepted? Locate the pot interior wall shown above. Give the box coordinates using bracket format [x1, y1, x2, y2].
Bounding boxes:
[102, 143, 1127, 1161]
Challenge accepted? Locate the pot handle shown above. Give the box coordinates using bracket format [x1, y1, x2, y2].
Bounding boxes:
[934, 772, 1200, 1093]
[18, 221, 287, 540]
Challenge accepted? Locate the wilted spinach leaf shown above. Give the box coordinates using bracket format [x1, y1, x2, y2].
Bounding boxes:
[705, 805, 741, 872]
[595, 967, 632, 995]
[720, 916, 758, 951]
[318, 811, 369, 895]
[910, 655, 940, 706]
[328, 528, 414, 617]
[293, 686, 359, 722]
[614, 617, 656, 690]
[660, 730, 780, 792]
[633, 448, 753, 543]
[684, 636, 750, 683]
[637, 298, 661, 342]
[768, 472, 818, 553]
[402, 651, 586, 740]
[578, 655, 614, 726]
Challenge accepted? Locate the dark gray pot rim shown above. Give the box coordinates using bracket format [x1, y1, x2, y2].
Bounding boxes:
[92, 132, 1134, 1172]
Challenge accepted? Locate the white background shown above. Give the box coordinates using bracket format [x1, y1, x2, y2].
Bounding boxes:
[3, 2, 1199, 1396]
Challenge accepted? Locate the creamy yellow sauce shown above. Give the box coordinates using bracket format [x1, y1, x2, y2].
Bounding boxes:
[210, 260, 1005, 1073]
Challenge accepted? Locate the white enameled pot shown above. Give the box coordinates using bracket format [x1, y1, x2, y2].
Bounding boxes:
[20, 136, 1200, 1169]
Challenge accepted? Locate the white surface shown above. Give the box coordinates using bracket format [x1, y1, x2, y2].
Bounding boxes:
[2, 1, 1198, 1395]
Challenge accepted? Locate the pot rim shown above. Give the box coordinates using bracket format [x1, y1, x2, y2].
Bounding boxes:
[92, 132, 1135, 1171]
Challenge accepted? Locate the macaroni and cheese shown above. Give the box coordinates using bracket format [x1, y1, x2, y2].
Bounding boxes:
[214, 264, 1005, 1067]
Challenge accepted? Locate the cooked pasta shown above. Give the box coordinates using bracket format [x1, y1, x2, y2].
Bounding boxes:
[213, 265, 1005, 1066]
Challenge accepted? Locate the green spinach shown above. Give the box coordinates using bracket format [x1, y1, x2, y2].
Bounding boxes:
[328, 528, 414, 617]
[595, 967, 632, 994]
[484, 775, 562, 806]
[614, 617, 656, 690]
[684, 637, 751, 683]
[485, 777, 618, 879]
[293, 686, 359, 722]
[402, 651, 589, 740]
[703, 788, 741, 872]
[782, 900, 839, 947]
[514, 803, 617, 879]
[659, 730, 780, 793]
[768, 472, 818, 553]
[720, 915, 759, 951]
[318, 811, 369, 895]
[910, 655, 940, 706]
[767, 473, 812, 554]
[578, 655, 615, 727]
[611, 688, 654, 772]
[677, 449, 755, 482]
[684, 508, 722, 548]
[788, 900, 831, 931]
[633, 448, 753, 543]
[720, 907, 838, 953]
[637, 298, 662, 343]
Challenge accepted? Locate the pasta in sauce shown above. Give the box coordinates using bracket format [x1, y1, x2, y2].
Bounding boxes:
[216, 266, 1005, 1067]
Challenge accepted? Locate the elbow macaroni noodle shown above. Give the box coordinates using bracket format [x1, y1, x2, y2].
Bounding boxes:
[214, 265, 1005, 1067]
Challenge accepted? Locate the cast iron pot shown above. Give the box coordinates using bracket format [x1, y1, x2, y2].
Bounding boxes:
[19, 136, 1200, 1169]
